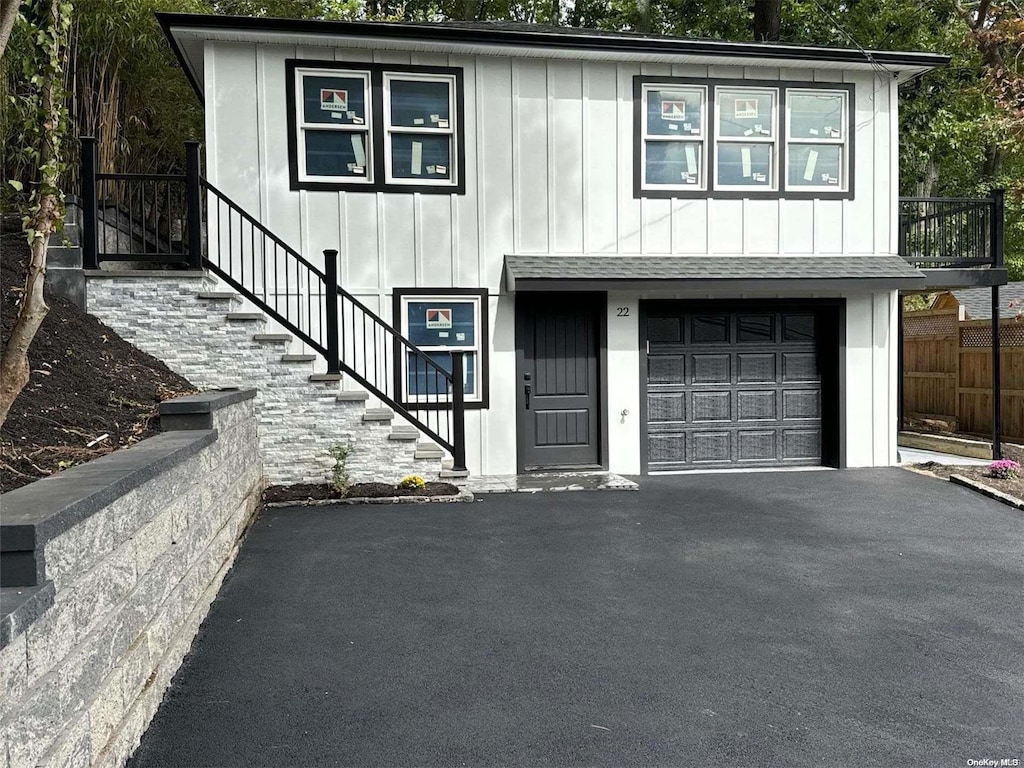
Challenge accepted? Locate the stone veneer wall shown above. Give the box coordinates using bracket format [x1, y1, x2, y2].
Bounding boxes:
[0, 391, 262, 768]
[85, 272, 442, 485]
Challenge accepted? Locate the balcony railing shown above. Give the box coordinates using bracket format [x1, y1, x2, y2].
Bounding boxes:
[898, 190, 1004, 270]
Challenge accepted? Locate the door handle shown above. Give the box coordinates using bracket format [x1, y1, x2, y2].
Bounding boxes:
[524, 384, 532, 410]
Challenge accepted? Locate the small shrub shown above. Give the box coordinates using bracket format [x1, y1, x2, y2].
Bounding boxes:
[328, 443, 353, 492]
[987, 459, 1021, 480]
[398, 474, 426, 490]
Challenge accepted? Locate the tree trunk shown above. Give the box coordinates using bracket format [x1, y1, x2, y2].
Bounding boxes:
[0, 0, 18, 62]
[550, 0, 559, 25]
[635, 0, 650, 33]
[752, 0, 782, 42]
[0, 0, 64, 431]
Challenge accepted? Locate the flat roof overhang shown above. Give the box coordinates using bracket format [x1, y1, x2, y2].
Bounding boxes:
[157, 12, 950, 102]
[918, 267, 1009, 291]
[503, 255, 928, 293]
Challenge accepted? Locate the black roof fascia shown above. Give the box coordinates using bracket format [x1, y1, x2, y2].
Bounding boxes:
[157, 12, 951, 102]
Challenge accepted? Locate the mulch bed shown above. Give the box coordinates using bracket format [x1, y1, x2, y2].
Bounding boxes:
[912, 443, 1024, 499]
[263, 481, 462, 504]
[1, 224, 196, 493]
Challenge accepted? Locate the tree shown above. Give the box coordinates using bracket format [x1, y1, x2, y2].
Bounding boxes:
[0, 0, 19, 61]
[0, 0, 72, 430]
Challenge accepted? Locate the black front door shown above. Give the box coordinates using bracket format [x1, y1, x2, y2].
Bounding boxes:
[516, 293, 603, 471]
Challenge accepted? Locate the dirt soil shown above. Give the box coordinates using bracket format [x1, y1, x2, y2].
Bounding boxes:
[263, 481, 462, 504]
[913, 443, 1024, 500]
[1, 226, 195, 493]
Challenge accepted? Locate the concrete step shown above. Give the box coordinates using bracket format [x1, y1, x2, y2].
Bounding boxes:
[253, 334, 292, 344]
[197, 291, 240, 301]
[363, 408, 394, 423]
[415, 442, 445, 459]
[336, 390, 369, 402]
[439, 468, 470, 479]
[389, 426, 420, 442]
[226, 313, 264, 322]
[281, 354, 317, 363]
[309, 373, 342, 383]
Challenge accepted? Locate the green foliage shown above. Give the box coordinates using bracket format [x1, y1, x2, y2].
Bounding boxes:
[328, 442, 353, 491]
[3, 1, 73, 232]
[398, 474, 426, 489]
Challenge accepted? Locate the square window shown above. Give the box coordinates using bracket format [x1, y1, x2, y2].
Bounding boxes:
[390, 134, 452, 180]
[737, 314, 774, 342]
[396, 290, 488, 407]
[717, 88, 776, 138]
[787, 144, 842, 188]
[783, 314, 816, 341]
[304, 131, 369, 178]
[301, 74, 368, 125]
[788, 91, 845, 139]
[717, 143, 773, 187]
[691, 315, 729, 344]
[646, 88, 704, 137]
[645, 141, 703, 186]
[389, 80, 451, 128]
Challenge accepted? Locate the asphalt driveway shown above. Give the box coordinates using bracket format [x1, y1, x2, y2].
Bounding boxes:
[128, 469, 1023, 768]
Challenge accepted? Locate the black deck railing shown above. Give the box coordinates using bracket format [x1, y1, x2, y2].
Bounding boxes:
[80, 137, 466, 471]
[898, 190, 1004, 270]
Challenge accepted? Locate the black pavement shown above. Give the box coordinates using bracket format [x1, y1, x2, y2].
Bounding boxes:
[128, 469, 1024, 768]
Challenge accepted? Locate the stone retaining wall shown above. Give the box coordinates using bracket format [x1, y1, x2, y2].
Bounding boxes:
[0, 390, 263, 768]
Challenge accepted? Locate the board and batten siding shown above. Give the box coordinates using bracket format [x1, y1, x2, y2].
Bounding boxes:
[203, 40, 899, 474]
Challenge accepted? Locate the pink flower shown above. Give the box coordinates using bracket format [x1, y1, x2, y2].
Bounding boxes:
[988, 459, 1021, 479]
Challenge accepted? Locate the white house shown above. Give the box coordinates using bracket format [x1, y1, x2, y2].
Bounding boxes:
[144, 13, 1006, 478]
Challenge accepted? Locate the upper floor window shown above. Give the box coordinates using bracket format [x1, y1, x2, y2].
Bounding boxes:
[634, 77, 853, 200]
[287, 60, 465, 194]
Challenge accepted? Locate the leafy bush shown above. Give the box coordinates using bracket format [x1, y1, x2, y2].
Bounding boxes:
[987, 459, 1021, 480]
[398, 474, 426, 490]
[328, 443, 353, 492]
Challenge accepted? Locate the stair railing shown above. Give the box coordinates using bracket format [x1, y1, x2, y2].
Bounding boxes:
[80, 136, 466, 472]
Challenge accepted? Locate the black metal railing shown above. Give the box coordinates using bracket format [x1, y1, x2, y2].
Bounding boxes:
[81, 136, 466, 471]
[898, 190, 1004, 269]
[81, 137, 201, 267]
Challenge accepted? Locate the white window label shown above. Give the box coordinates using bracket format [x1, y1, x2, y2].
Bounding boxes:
[803, 149, 818, 182]
[351, 135, 366, 168]
[411, 141, 423, 175]
[741, 147, 752, 178]
[661, 100, 687, 121]
[735, 98, 758, 119]
[426, 308, 453, 329]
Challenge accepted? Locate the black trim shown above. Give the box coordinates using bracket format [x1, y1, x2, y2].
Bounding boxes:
[634, 77, 855, 201]
[392, 287, 489, 409]
[158, 12, 950, 105]
[285, 59, 466, 195]
[638, 298, 843, 473]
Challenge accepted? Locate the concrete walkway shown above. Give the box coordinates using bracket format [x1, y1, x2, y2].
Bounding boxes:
[129, 469, 1023, 768]
[898, 446, 991, 466]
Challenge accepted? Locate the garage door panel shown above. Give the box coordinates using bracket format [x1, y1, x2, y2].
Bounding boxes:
[648, 392, 686, 423]
[782, 352, 819, 382]
[692, 354, 731, 384]
[737, 390, 777, 421]
[692, 431, 731, 463]
[646, 305, 825, 469]
[782, 389, 821, 420]
[737, 430, 777, 461]
[648, 355, 685, 384]
[737, 353, 776, 382]
[692, 391, 732, 422]
[782, 428, 821, 459]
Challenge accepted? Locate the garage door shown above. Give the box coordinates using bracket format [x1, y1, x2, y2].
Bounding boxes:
[645, 306, 824, 470]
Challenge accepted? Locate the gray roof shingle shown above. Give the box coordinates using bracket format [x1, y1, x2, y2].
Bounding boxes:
[952, 282, 1024, 320]
[504, 255, 923, 287]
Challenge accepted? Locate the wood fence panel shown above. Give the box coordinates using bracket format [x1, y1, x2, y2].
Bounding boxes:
[903, 312, 1024, 442]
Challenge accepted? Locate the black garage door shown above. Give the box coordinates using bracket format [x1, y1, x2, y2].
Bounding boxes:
[644, 304, 836, 471]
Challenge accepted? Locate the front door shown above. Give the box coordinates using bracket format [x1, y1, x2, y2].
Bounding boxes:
[516, 293, 603, 471]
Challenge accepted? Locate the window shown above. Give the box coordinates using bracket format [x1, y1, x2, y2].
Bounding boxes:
[394, 289, 489, 408]
[640, 84, 707, 190]
[384, 74, 457, 186]
[295, 69, 371, 183]
[287, 60, 464, 193]
[786, 89, 848, 191]
[715, 86, 778, 190]
[634, 77, 853, 200]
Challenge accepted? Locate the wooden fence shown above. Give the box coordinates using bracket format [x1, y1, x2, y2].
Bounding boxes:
[903, 308, 1024, 441]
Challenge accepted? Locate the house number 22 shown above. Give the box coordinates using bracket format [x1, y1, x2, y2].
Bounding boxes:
[616, 307, 630, 317]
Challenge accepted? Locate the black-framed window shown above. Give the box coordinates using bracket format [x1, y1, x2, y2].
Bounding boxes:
[393, 288, 489, 408]
[634, 76, 854, 200]
[286, 60, 466, 194]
